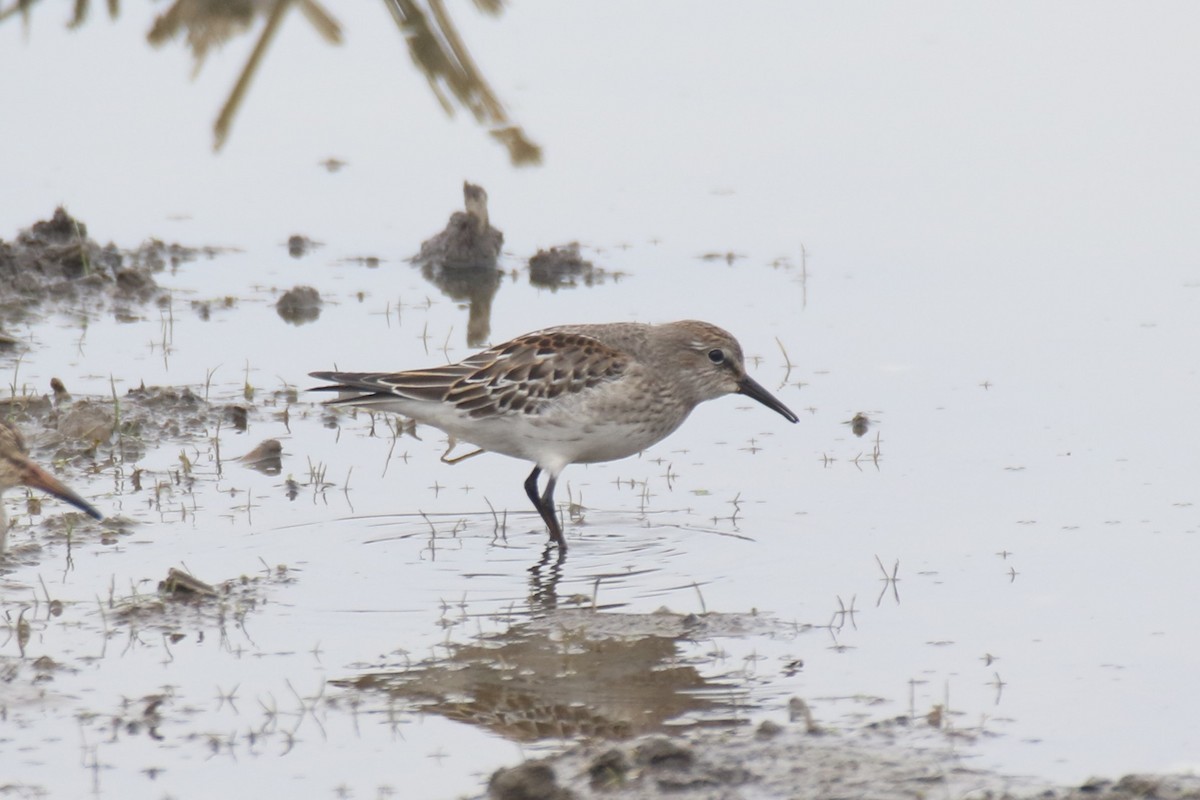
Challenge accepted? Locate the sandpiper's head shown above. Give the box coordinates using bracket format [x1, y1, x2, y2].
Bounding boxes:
[667, 321, 799, 422]
[0, 420, 103, 521]
[462, 182, 490, 232]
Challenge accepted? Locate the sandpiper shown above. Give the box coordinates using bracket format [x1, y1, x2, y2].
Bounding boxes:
[310, 320, 798, 550]
[413, 182, 504, 268]
[0, 420, 103, 554]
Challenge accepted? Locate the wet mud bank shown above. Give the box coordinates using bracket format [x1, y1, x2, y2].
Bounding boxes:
[2, 210, 1196, 799]
[484, 722, 1200, 800]
[0, 206, 219, 329]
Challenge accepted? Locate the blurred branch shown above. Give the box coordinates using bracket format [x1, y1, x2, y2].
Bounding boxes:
[211, 0, 292, 151]
[5, 0, 540, 165]
[148, 0, 342, 151]
[384, 0, 542, 166]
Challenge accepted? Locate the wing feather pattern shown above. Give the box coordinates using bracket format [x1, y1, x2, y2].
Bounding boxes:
[309, 330, 629, 418]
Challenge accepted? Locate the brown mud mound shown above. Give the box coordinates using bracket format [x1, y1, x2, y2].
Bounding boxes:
[0, 207, 218, 327]
[484, 723, 1200, 800]
[528, 243, 619, 290]
[0, 381, 297, 559]
[1, 379, 295, 472]
[275, 285, 323, 325]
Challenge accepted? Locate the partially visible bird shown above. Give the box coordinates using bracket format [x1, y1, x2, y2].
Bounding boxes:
[413, 182, 504, 268]
[0, 420, 103, 554]
[310, 320, 798, 551]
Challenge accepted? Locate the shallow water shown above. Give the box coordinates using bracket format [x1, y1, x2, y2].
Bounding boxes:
[3, 3, 1200, 798]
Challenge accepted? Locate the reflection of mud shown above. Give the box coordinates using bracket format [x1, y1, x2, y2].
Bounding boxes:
[275, 285, 323, 325]
[0, 208, 214, 328]
[338, 609, 767, 742]
[529, 243, 619, 291]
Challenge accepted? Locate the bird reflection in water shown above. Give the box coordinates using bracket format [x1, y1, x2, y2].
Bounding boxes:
[334, 600, 753, 743]
[411, 182, 504, 347]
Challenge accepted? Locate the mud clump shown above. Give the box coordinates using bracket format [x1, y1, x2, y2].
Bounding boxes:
[56, 400, 117, 445]
[587, 750, 630, 790]
[2, 382, 226, 466]
[287, 234, 321, 258]
[114, 267, 158, 301]
[481, 723, 1200, 800]
[115, 384, 216, 449]
[488, 762, 574, 800]
[634, 738, 694, 770]
[528, 243, 617, 290]
[0, 208, 121, 304]
[275, 285, 323, 325]
[0, 207, 214, 327]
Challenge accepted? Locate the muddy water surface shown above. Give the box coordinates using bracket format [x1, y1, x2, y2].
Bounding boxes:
[3, 4, 1200, 799]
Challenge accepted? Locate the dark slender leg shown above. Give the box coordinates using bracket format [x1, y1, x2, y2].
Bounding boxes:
[524, 466, 567, 550]
[523, 465, 543, 511]
[541, 473, 562, 545]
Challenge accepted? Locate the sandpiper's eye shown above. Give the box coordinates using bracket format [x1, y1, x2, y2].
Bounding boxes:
[707, 349, 725, 365]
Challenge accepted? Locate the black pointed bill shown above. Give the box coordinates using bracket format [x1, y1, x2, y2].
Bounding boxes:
[21, 461, 104, 520]
[737, 375, 799, 423]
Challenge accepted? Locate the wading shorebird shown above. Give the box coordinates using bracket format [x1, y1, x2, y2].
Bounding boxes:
[0, 420, 103, 554]
[310, 320, 798, 551]
[412, 182, 504, 267]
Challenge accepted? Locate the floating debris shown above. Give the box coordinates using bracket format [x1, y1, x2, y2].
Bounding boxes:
[159, 567, 218, 598]
[239, 439, 283, 475]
